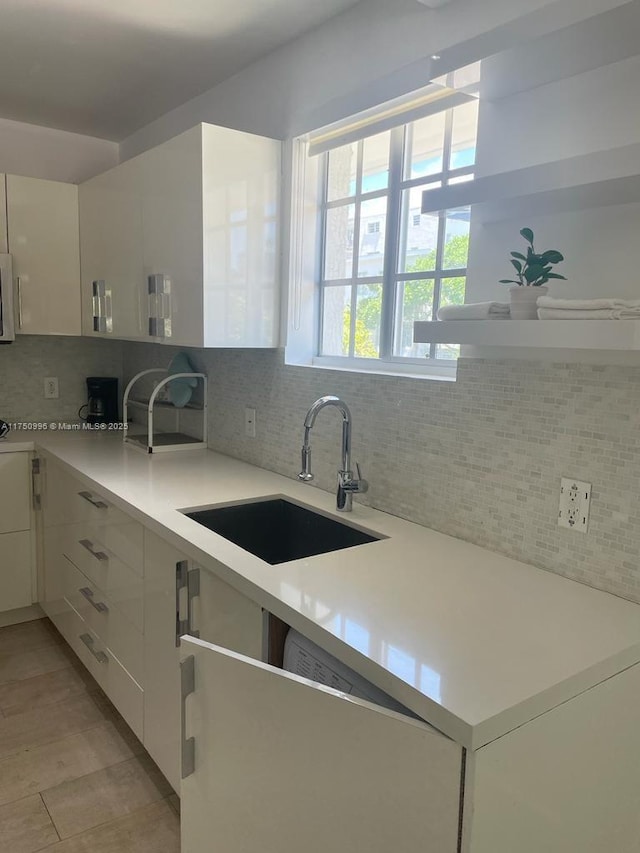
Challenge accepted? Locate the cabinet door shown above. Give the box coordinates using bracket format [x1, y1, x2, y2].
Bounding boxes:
[140, 126, 204, 347]
[144, 530, 262, 791]
[0, 530, 32, 611]
[0, 175, 7, 253]
[7, 175, 81, 336]
[201, 124, 280, 347]
[79, 159, 144, 340]
[0, 452, 30, 534]
[180, 636, 463, 853]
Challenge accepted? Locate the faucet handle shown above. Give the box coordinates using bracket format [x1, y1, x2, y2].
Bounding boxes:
[298, 445, 314, 482]
[355, 462, 368, 493]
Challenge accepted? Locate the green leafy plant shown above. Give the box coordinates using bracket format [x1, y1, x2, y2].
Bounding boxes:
[499, 227, 566, 287]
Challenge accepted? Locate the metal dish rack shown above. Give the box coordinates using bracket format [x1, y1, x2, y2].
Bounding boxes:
[123, 368, 208, 453]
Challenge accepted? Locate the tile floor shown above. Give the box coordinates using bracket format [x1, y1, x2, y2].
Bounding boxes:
[0, 618, 180, 852]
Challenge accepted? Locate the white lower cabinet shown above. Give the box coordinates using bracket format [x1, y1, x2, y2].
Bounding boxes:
[40, 457, 144, 738]
[143, 529, 263, 792]
[0, 452, 34, 613]
[179, 636, 463, 853]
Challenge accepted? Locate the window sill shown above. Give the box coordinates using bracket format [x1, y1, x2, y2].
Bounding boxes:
[298, 356, 458, 382]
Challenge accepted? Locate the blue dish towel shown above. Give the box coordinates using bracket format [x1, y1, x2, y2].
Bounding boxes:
[167, 352, 198, 407]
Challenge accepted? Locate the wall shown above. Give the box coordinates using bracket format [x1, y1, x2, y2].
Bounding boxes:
[0, 117, 118, 183]
[118, 0, 621, 158]
[123, 342, 640, 604]
[0, 336, 122, 425]
[114, 0, 640, 606]
[467, 52, 640, 305]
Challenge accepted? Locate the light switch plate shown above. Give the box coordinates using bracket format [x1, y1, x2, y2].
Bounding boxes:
[558, 478, 591, 533]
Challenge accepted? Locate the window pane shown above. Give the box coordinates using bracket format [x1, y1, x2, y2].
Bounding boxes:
[393, 278, 434, 358]
[398, 188, 439, 273]
[442, 208, 470, 269]
[321, 285, 351, 356]
[362, 131, 391, 192]
[324, 204, 354, 280]
[405, 112, 446, 180]
[327, 143, 357, 202]
[357, 198, 387, 277]
[438, 275, 466, 309]
[436, 343, 460, 361]
[450, 101, 478, 170]
[354, 283, 382, 358]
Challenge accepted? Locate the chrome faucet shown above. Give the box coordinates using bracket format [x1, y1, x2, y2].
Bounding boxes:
[298, 396, 368, 512]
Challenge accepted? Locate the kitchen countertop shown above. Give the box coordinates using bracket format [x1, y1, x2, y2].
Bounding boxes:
[0, 433, 36, 453]
[32, 432, 640, 750]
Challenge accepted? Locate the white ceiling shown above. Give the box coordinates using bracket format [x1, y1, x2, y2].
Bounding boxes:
[0, 0, 361, 140]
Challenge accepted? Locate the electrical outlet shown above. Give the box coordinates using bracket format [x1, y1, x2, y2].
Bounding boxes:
[44, 377, 59, 399]
[558, 478, 591, 533]
[244, 407, 256, 438]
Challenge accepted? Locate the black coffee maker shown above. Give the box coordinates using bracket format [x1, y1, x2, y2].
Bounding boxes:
[83, 377, 119, 425]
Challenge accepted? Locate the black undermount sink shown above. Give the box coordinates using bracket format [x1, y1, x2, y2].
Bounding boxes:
[184, 498, 381, 565]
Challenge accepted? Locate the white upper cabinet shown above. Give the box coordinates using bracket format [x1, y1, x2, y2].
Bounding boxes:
[79, 157, 144, 339]
[7, 175, 81, 336]
[79, 123, 281, 347]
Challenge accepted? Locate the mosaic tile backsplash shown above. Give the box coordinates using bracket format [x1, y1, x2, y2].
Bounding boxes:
[123, 342, 640, 604]
[0, 336, 123, 425]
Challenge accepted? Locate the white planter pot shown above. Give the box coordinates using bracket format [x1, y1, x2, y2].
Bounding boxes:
[509, 285, 548, 320]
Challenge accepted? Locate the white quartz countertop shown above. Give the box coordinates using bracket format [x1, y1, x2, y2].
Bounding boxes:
[33, 433, 640, 750]
[0, 433, 35, 453]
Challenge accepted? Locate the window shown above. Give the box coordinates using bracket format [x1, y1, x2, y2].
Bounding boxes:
[317, 99, 478, 367]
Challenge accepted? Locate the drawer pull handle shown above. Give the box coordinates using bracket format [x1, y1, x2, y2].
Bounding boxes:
[79, 587, 109, 613]
[78, 491, 108, 510]
[79, 632, 108, 664]
[79, 539, 108, 562]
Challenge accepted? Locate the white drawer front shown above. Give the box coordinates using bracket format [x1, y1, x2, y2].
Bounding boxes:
[43, 461, 133, 534]
[62, 556, 143, 686]
[49, 599, 143, 740]
[61, 524, 143, 631]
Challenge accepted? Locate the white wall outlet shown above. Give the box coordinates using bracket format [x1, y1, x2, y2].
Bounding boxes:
[558, 478, 591, 533]
[244, 407, 256, 438]
[44, 377, 59, 399]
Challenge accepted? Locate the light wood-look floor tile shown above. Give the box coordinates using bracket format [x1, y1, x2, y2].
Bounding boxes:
[41, 799, 180, 853]
[0, 693, 109, 760]
[0, 721, 142, 806]
[42, 754, 173, 839]
[0, 619, 63, 655]
[0, 643, 75, 686]
[0, 665, 96, 717]
[0, 794, 59, 853]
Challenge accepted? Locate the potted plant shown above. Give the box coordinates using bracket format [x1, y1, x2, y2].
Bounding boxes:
[499, 228, 566, 319]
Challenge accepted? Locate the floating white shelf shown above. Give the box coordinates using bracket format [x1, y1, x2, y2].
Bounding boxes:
[421, 142, 640, 223]
[413, 320, 640, 350]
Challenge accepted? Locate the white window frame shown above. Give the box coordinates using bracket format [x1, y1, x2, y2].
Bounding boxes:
[318, 111, 473, 366]
[284, 86, 478, 382]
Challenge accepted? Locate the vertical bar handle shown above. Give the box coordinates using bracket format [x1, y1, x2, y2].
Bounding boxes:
[16, 276, 23, 329]
[180, 655, 196, 779]
[175, 560, 189, 647]
[187, 567, 200, 640]
[31, 457, 41, 510]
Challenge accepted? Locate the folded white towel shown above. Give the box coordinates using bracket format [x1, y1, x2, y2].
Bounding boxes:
[538, 307, 640, 320]
[437, 302, 510, 320]
[537, 296, 640, 311]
